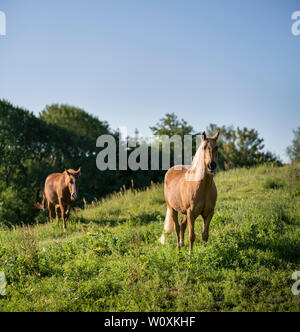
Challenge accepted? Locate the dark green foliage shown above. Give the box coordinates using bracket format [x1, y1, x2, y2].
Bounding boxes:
[263, 177, 285, 190]
[0, 100, 55, 224]
[206, 123, 281, 169]
[40, 104, 110, 142]
[150, 115, 281, 171]
[150, 112, 194, 137]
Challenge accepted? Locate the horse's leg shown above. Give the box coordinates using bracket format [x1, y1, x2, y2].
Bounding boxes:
[58, 199, 66, 232]
[47, 201, 54, 220]
[187, 209, 195, 254]
[55, 204, 60, 222]
[65, 204, 71, 221]
[202, 210, 214, 243]
[179, 215, 187, 247]
[170, 209, 180, 249]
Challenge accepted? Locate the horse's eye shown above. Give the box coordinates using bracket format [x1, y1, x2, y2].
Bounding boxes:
[70, 180, 73, 184]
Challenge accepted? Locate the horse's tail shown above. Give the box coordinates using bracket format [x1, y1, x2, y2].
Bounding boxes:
[158, 207, 174, 244]
[35, 191, 47, 210]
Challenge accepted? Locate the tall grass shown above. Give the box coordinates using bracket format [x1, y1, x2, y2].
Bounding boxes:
[0, 164, 300, 311]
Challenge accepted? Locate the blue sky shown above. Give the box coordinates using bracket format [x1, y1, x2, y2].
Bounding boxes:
[0, 0, 299, 162]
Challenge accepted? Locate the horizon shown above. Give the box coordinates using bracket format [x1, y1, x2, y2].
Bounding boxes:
[0, 0, 300, 162]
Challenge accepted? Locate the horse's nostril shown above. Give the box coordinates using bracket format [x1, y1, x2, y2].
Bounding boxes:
[208, 162, 216, 171]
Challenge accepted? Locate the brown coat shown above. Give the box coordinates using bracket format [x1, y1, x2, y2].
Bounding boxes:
[37, 168, 81, 232]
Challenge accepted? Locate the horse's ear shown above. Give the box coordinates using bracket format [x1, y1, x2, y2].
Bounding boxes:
[65, 169, 71, 176]
[76, 167, 81, 176]
[201, 131, 207, 141]
[212, 131, 220, 141]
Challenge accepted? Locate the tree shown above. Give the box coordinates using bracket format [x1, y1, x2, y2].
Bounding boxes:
[0, 100, 56, 225]
[206, 123, 280, 169]
[287, 127, 300, 162]
[40, 104, 110, 143]
[150, 113, 194, 137]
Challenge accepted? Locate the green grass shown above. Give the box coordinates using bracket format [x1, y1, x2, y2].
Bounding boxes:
[1, 164, 300, 312]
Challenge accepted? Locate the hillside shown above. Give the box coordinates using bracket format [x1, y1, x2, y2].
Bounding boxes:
[1, 164, 300, 312]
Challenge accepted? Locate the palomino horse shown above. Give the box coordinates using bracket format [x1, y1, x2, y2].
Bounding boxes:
[36, 168, 81, 232]
[159, 131, 219, 254]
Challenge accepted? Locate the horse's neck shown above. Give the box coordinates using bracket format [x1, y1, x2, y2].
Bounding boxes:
[185, 146, 214, 191]
[186, 146, 206, 182]
[61, 172, 68, 189]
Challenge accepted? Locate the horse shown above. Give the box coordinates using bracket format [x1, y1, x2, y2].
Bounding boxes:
[36, 168, 81, 232]
[159, 131, 219, 254]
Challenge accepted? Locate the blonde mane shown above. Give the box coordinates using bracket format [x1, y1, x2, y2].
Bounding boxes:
[186, 141, 205, 181]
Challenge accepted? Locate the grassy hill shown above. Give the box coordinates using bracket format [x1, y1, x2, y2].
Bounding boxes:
[1, 164, 300, 312]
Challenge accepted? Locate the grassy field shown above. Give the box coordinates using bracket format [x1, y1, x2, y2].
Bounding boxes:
[1, 164, 300, 312]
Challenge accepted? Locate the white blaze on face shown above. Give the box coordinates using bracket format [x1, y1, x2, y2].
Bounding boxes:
[71, 177, 77, 199]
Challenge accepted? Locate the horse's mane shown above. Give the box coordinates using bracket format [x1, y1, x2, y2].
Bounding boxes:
[186, 141, 205, 181]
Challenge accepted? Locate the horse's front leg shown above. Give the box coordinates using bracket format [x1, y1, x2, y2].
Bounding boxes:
[65, 204, 72, 221]
[179, 215, 187, 247]
[202, 210, 214, 243]
[58, 199, 66, 232]
[187, 209, 195, 254]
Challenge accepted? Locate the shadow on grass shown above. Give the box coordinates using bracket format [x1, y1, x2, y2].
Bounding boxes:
[72, 211, 164, 228]
[239, 236, 300, 266]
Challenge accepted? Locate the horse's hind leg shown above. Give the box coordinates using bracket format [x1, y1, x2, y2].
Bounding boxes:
[47, 201, 54, 220]
[55, 204, 60, 222]
[170, 209, 180, 249]
[179, 215, 187, 247]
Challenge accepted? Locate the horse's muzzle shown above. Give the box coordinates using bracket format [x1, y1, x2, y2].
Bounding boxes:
[207, 161, 217, 174]
[71, 193, 77, 201]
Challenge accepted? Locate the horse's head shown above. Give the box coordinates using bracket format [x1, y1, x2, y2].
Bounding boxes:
[65, 168, 81, 201]
[201, 131, 220, 175]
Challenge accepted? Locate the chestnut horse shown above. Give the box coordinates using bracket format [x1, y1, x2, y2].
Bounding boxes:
[159, 131, 219, 254]
[36, 168, 81, 232]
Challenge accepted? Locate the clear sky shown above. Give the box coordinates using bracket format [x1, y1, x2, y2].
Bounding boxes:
[0, 0, 299, 162]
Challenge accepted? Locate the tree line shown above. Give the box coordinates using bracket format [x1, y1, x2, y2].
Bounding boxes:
[0, 100, 283, 226]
